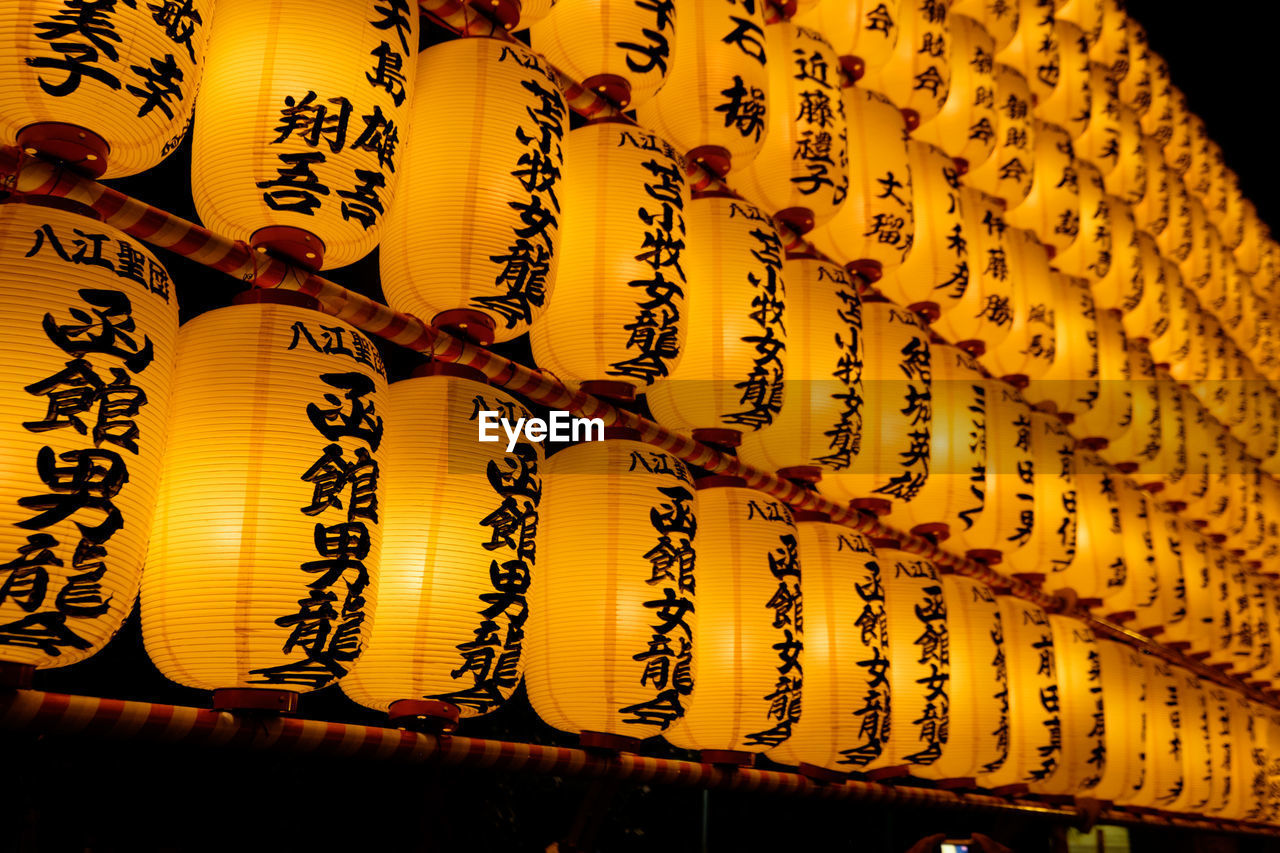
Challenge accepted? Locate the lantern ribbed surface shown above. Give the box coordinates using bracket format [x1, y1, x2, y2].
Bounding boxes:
[1032, 615, 1105, 795]
[964, 63, 1036, 207]
[144, 301, 389, 692]
[913, 14, 997, 170]
[1121, 231, 1170, 344]
[381, 37, 565, 343]
[1135, 137, 1171, 237]
[0, 205, 178, 669]
[1090, 0, 1129, 81]
[1102, 341, 1161, 473]
[341, 375, 542, 717]
[996, 0, 1059, 114]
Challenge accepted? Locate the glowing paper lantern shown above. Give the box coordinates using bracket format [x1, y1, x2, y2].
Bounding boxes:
[1156, 174, 1193, 263]
[1033, 18, 1092, 142]
[980, 224, 1057, 382]
[952, 0, 1020, 53]
[341, 373, 541, 720]
[1004, 120, 1081, 256]
[1164, 87, 1193, 177]
[0, 0, 214, 178]
[0, 205, 177, 671]
[1051, 159, 1111, 286]
[665, 483, 801, 758]
[1055, 0, 1102, 54]
[1052, 450, 1119, 601]
[1005, 411, 1078, 581]
[635, 0, 769, 176]
[526, 439, 698, 745]
[380, 37, 566, 344]
[191, 0, 418, 270]
[734, 22, 848, 233]
[1121, 231, 1170, 345]
[1101, 340, 1161, 474]
[529, 0, 676, 110]
[646, 195, 786, 445]
[794, 0, 900, 77]
[807, 87, 914, 281]
[531, 123, 688, 397]
[1092, 640, 1145, 802]
[859, 0, 952, 128]
[1119, 657, 1182, 809]
[995, 0, 1059, 112]
[144, 295, 388, 696]
[963, 63, 1036, 208]
[1032, 616, 1105, 795]
[1145, 503, 1190, 647]
[1133, 136, 1171, 237]
[1147, 263, 1194, 368]
[1168, 670, 1213, 813]
[928, 184, 1014, 349]
[1070, 308, 1132, 447]
[1234, 200, 1264, 276]
[1023, 272, 1100, 417]
[767, 524, 890, 773]
[1088, 0, 1128, 81]
[739, 258, 863, 479]
[1076, 63, 1135, 178]
[1118, 21, 1152, 115]
[913, 14, 997, 171]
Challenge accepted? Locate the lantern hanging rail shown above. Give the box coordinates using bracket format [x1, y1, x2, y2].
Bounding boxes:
[0, 688, 1274, 839]
[0, 147, 1271, 710]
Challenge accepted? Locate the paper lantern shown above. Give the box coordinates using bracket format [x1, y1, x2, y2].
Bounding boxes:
[529, 0, 677, 110]
[1121, 230, 1170, 345]
[1005, 411, 1078, 580]
[1179, 523, 1217, 656]
[876, 141, 969, 319]
[1209, 691, 1255, 820]
[963, 63, 1036, 208]
[1241, 700, 1272, 822]
[635, 0, 769, 176]
[995, 0, 1059, 114]
[806, 87, 914, 281]
[1076, 63, 1137, 181]
[1203, 547, 1245, 670]
[794, 0, 901, 77]
[952, 0, 1020, 53]
[884, 344, 987, 542]
[1133, 136, 1171, 237]
[0, 0, 214, 178]
[1185, 114, 1212, 202]
[739, 258, 863, 479]
[1118, 656, 1184, 809]
[733, 22, 848, 233]
[1157, 174, 1194, 263]
[1179, 197, 1217, 296]
[980, 224, 1057, 381]
[1218, 170, 1246, 250]
[530, 123, 688, 397]
[1032, 18, 1092, 142]
[1145, 502, 1191, 647]
[1032, 616, 1105, 795]
[1054, 0, 1102, 54]
[341, 372, 542, 720]
[1117, 21, 1151, 115]
[380, 38, 565, 345]
[816, 301, 931, 516]
[0, 205, 177, 672]
[191, 0, 418, 270]
[1234, 199, 1264, 276]
[859, 0, 952, 128]
[1070, 308, 1132, 447]
[645, 195, 786, 445]
[1090, 639, 1145, 802]
[927, 184, 1012, 349]
[1101, 339, 1160, 474]
[1004, 120, 1081, 256]
[1023, 272, 1100, 416]
[1051, 159, 1110, 286]
[1147, 262, 1194, 368]
[664, 483, 801, 758]
[1169, 670, 1214, 813]
[1088, 0, 1128, 81]
[525, 438, 698, 745]
[1134, 367, 1189, 499]
[1164, 87, 1193, 177]
[912, 14, 997, 171]
[1053, 450, 1121, 601]
[767, 524, 890, 773]
[977, 596, 1061, 791]
[1115, 487, 1162, 632]
[144, 295, 388, 696]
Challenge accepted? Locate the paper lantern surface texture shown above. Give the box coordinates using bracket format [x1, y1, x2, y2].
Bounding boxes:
[144, 301, 389, 693]
[0, 204, 179, 669]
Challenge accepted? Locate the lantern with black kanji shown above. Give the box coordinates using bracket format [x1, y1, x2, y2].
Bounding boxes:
[964, 63, 1036, 207]
[860, 0, 952, 129]
[1004, 120, 1081, 256]
[1031, 616, 1105, 796]
[1091, 639, 1146, 801]
[794, 0, 900, 78]
[912, 14, 997, 172]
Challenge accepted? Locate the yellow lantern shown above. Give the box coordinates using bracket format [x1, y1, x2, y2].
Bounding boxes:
[645, 195, 786, 446]
[1121, 230, 1169, 345]
[1185, 114, 1213, 202]
[767, 523, 890, 773]
[665, 483, 801, 760]
[1006, 411, 1078, 580]
[1145, 502, 1191, 647]
[1050, 159, 1110, 287]
[635, 0, 770, 176]
[1102, 111, 1146, 204]
[525, 438, 698, 747]
[1179, 522, 1217, 656]
[928, 184, 1013, 350]
[1156, 174, 1194, 264]
[1071, 308, 1132, 447]
[530, 123, 688, 398]
[1147, 262, 1193, 368]
[1088, 0, 1128, 81]
[977, 595, 1061, 791]
[1054, 0, 1102, 53]
[1101, 339, 1160, 474]
[1234, 199, 1263, 276]
[191, 0, 418, 270]
[1119, 488, 1163, 633]
[1033, 19, 1092, 142]
[963, 63, 1036, 208]
[380, 37, 566, 345]
[1118, 656, 1184, 809]
[1031, 615, 1105, 795]
[1053, 450, 1120, 602]
[0, 0, 214, 178]
[1023, 272, 1100, 417]
[341, 372, 541, 721]
[1218, 170, 1246, 251]
[1140, 49, 1172, 137]
[529, 0, 677, 110]
[1117, 21, 1151, 116]
[794, 0, 901, 78]
[1004, 120, 1081, 256]
[859, 0, 953, 128]
[816, 300, 931, 517]
[0, 205, 177, 673]
[1164, 87, 1193, 177]
[1165, 669, 1212, 812]
[1136, 366, 1188, 499]
[952, 0, 1020, 53]
[995, 0, 1059, 115]
[1133, 136, 1170, 237]
[143, 294, 388, 700]
[980, 224, 1058, 382]
[807, 87, 914, 282]
[1179, 197, 1217, 296]
[739, 257, 863, 480]
[1242, 699, 1272, 822]
[876, 140, 970, 319]
[913, 14, 997, 172]
[733, 22, 848, 234]
[1211, 691, 1257, 820]
[1091, 639, 1146, 802]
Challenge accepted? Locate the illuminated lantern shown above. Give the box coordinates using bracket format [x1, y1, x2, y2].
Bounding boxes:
[0, 206, 177, 673]
[952, 0, 1019, 52]
[144, 294, 388, 700]
[1147, 262, 1193, 368]
[1055, 0, 1102, 53]
[767, 524, 890, 773]
[380, 38, 565, 344]
[1185, 114, 1212, 203]
[1091, 639, 1146, 802]
[1156, 174, 1193, 264]
[1051, 159, 1111, 287]
[995, 0, 1058, 114]
[1241, 699, 1273, 822]
[1218, 170, 1246, 251]
[1203, 547, 1245, 670]
[530, 123, 688, 397]
[525, 439, 698, 747]
[665, 483, 801, 760]
[1006, 411, 1078, 581]
[0, 0, 214, 178]
[1179, 197, 1216, 296]
[1101, 340, 1160, 475]
[1118, 21, 1152, 116]
[929, 185, 1015, 350]
[1179, 523, 1217, 656]
[1121, 231, 1170, 345]
[739, 257, 863, 479]
[807, 87, 914, 281]
[859, 0, 952, 128]
[1053, 450, 1120, 601]
[1168, 670, 1213, 813]
[1120, 488, 1163, 633]
[1033, 19, 1092, 142]
[1133, 136, 1170, 237]
[529, 0, 676, 110]
[1141, 50, 1173, 141]
[1023, 272, 1100, 417]
[1118, 657, 1183, 809]
[635, 0, 769, 176]
[963, 64, 1036, 208]
[1136, 366, 1189, 499]
[884, 345, 987, 542]
[1032, 616, 1105, 795]
[913, 14, 997, 171]
[977, 596, 1061, 792]
[1102, 110, 1145, 203]
[816, 301, 931, 517]
[1071, 308, 1132, 447]
[341, 372, 541, 721]
[1164, 87, 1193, 176]
[980, 225, 1058, 382]
[1088, 0, 1128, 82]
[191, 0, 418, 270]
[1145, 503, 1191, 647]
[794, 0, 901, 77]
[876, 141, 970, 319]
[646, 195, 785, 446]
[1209, 691, 1256, 820]
[734, 22, 848, 234]
[1234, 199, 1263, 276]
[1004, 120, 1080, 256]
